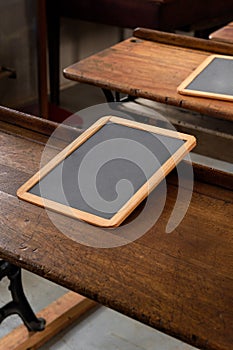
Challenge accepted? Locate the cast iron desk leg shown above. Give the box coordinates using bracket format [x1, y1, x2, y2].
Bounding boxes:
[0, 260, 45, 331]
[102, 88, 135, 103]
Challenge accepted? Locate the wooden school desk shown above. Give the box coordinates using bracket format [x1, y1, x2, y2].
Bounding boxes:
[64, 28, 233, 122]
[0, 106, 232, 350]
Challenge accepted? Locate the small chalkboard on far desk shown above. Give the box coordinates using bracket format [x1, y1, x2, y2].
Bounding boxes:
[178, 54, 233, 101]
[17, 117, 196, 227]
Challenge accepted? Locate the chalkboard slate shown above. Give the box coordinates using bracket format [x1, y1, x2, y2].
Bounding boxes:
[17, 117, 196, 227]
[178, 54, 233, 101]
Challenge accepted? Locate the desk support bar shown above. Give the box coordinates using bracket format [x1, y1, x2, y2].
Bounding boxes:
[0, 260, 45, 332]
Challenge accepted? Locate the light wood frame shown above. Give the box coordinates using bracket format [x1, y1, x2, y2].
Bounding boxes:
[177, 54, 233, 101]
[17, 116, 196, 227]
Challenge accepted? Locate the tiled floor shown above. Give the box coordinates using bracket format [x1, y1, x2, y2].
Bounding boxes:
[1, 82, 232, 349]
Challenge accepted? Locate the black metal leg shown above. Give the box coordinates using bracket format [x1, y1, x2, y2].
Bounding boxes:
[0, 260, 45, 332]
[102, 89, 136, 103]
[102, 89, 122, 102]
[102, 88, 115, 102]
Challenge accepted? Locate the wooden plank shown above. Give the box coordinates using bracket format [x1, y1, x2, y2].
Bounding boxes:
[209, 22, 233, 44]
[0, 106, 57, 136]
[134, 28, 233, 55]
[192, 163, 233, 191]
[0, 180, 233, 350]
[0, 291, 97, 350]
[0, 105, 81, 142]
[0, 131, 44, 174]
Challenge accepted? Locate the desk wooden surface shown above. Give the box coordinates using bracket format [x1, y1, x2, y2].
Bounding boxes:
[0, 107, 233, 350]
[210, 21, 233, 44]
[64, 28, 233, 122]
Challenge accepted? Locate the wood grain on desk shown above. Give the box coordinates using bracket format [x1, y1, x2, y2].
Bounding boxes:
[210, 21, 233, 44]
[0, 107, 233, 350]
[64, 29, 233, 122]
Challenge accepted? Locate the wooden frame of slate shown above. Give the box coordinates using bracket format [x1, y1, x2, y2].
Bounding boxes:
[177, 54, 233, 101]
[17, 116, 196, 227]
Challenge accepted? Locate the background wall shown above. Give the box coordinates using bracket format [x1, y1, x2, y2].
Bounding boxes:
[0, 0, 129, 108]
[0, 0, 37, 107]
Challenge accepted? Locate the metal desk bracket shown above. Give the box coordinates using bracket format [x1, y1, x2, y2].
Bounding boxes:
[0, 260, 45, 331]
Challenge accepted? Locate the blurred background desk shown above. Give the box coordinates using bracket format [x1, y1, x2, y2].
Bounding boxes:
[64, 28, 233, 122]
[46, 0, 233, 105]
